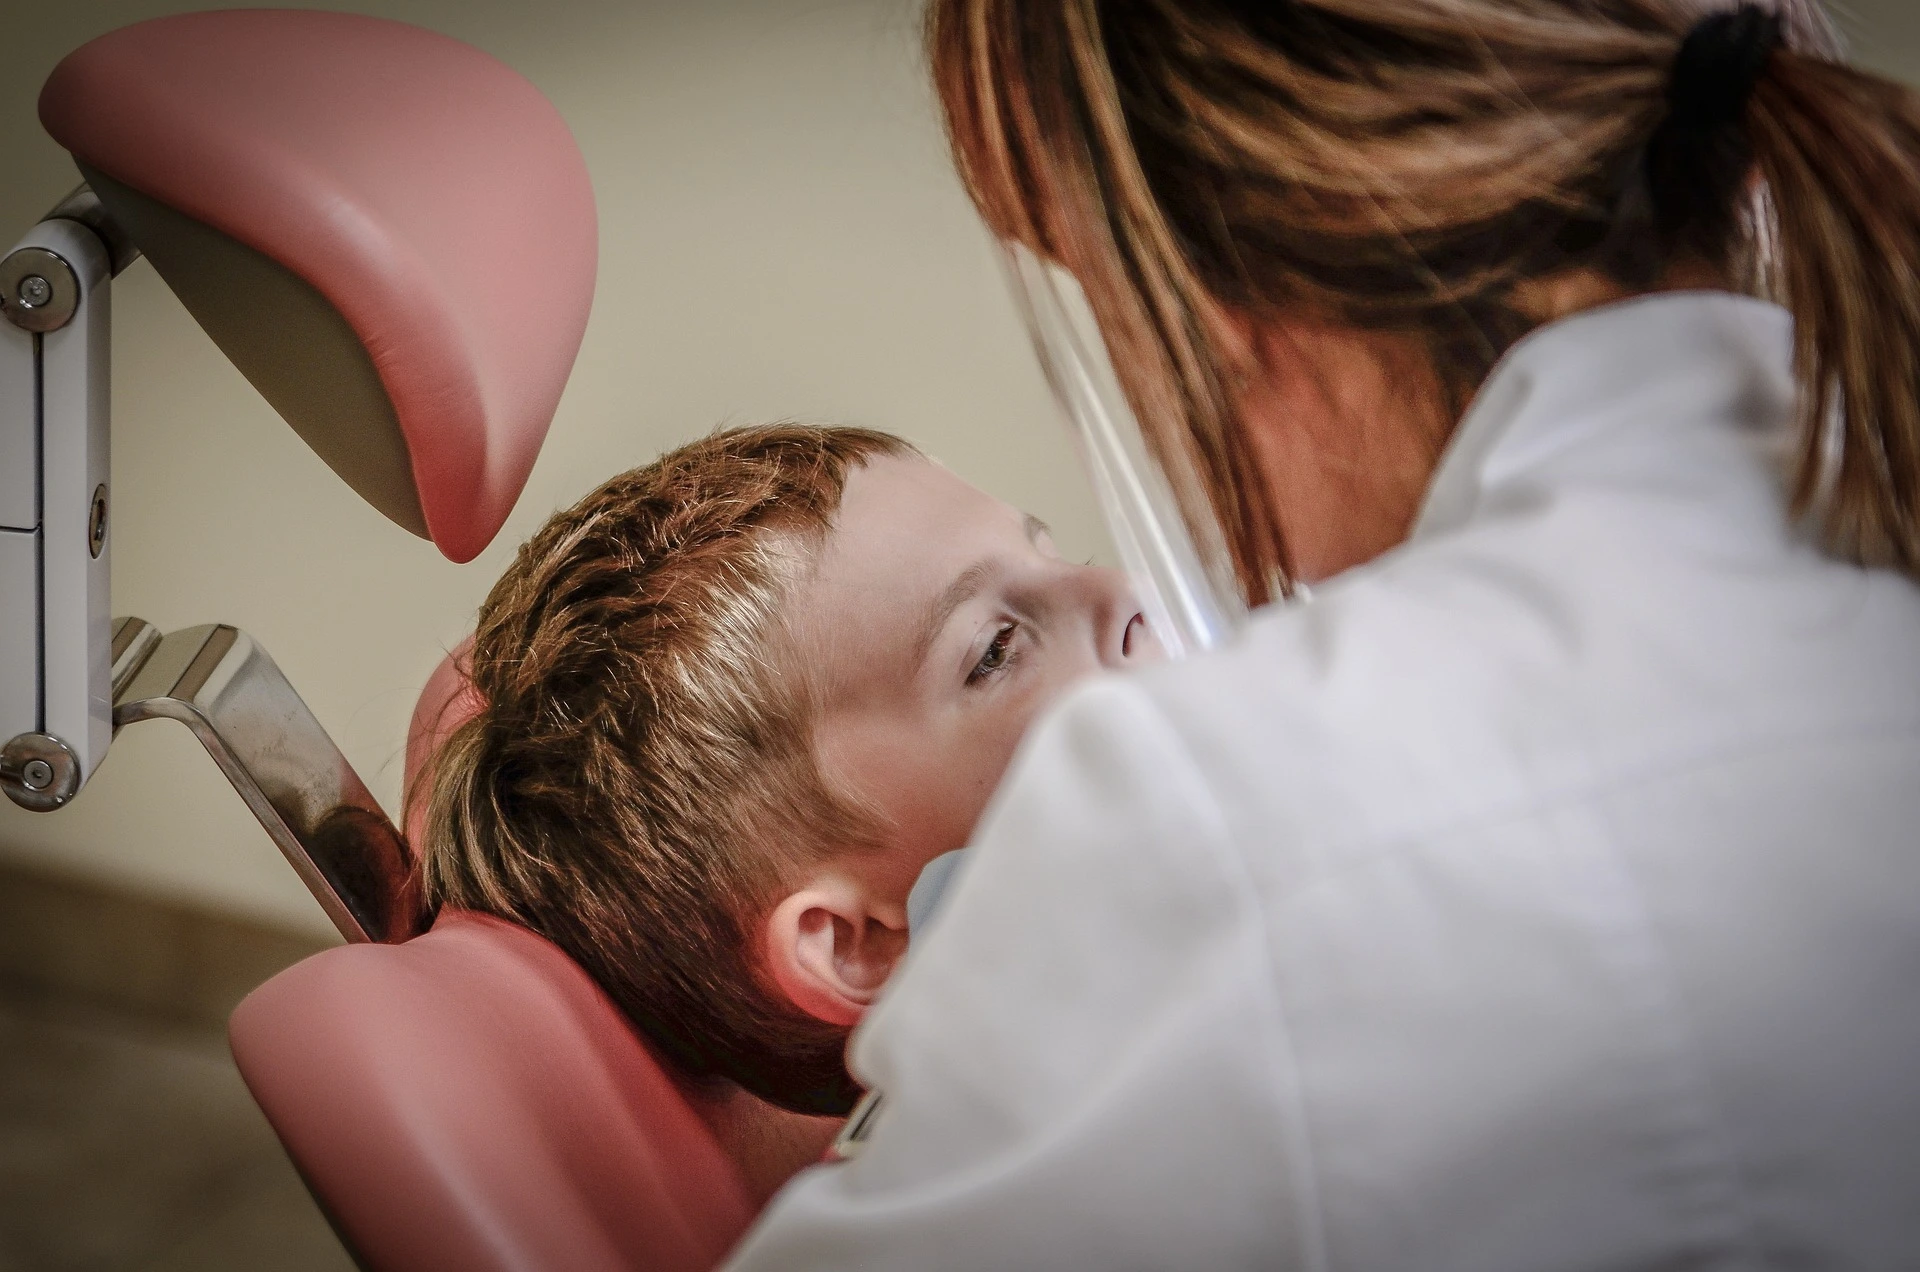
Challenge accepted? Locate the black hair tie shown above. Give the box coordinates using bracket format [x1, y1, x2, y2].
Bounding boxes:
[1614, 3, 1787, 272]
[1666, 4, 1785, 136]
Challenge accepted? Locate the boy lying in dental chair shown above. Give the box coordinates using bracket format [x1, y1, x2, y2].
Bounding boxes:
[417, 424, 1153, 1117]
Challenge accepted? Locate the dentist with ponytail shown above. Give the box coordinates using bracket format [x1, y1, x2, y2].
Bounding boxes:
[732, 2, 1920, 1266]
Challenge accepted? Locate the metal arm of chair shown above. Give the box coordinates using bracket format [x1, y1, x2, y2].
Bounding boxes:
[108, 616, 424, 944]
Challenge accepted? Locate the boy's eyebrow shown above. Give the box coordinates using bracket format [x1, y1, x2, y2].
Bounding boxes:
[911, 514, 1049, 673]
[913, 560, 997, 672]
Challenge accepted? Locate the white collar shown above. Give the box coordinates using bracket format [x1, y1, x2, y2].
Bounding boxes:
[1411, 291, 1794, 543]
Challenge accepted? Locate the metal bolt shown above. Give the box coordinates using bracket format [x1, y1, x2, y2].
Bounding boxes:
[0, 249, 78, 333]
[1, 732, 79, 810]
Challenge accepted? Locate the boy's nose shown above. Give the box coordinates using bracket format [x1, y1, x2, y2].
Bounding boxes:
[1087, 566, 1163, 669]
[1119, 609, 1164, 664]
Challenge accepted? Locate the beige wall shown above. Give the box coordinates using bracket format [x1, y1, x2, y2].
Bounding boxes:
[1844, 0, 1920, 82]
[0, 0, 1101, 935]
[1, 1, 1916, 936]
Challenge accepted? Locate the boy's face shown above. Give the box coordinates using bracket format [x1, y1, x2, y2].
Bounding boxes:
[790, 454, 1158, 893]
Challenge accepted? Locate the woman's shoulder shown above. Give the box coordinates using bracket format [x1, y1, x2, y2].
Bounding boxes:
[1107, 500, 1920, 894]
[1114, 562, 1562, 826]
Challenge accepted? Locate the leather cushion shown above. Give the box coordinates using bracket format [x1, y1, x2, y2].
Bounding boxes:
[41, 10, 597, 561]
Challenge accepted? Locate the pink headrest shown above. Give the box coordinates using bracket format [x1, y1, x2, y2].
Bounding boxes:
[40, 10, 596, 561]
[231, 910, 756, 1271]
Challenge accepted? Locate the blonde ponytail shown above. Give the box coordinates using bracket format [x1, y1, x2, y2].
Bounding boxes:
[1750, 50, 1920, 571]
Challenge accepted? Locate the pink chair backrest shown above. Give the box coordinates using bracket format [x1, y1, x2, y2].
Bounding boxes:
[230, 909, 757, 1272]
[40, 10, 596, 561]
[232, 648, 840, 1269]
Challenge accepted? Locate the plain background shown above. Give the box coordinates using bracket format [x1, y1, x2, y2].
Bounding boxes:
[0, 0, 1915, 937]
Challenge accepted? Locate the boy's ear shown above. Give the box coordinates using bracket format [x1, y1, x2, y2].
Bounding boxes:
[765, 872, 909, 1027]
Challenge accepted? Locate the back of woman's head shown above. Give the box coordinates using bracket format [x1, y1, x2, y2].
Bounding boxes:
[930, 0, 1920, 597]
[418, 423, 912, 1116]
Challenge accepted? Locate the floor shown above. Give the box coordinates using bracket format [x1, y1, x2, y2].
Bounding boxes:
[0, 987, 355, 1272]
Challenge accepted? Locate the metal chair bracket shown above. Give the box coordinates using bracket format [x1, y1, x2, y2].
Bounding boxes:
[110, 616, 423, 944]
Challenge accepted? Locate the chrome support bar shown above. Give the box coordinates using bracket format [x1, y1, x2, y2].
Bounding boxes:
[110, 617, 424, 944]
[110, 614, 162, 699]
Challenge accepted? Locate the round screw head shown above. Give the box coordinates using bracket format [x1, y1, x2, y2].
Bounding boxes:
[0, 249, 78, 333]
[1, 732, 80, 810]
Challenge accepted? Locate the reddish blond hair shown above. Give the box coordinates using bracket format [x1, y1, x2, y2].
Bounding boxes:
[420, 423, 914, 1115]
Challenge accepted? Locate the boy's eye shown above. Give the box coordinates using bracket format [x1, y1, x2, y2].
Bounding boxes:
[967, 622, 1019, 685]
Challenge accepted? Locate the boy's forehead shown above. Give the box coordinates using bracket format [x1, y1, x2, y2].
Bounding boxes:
[829, 456, 1019, 557]
[841, 454, 999, 520]
[790, 457, 1023, 687]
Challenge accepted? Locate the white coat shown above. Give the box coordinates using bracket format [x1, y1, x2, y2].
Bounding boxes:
[728, 293, 1920, 1270]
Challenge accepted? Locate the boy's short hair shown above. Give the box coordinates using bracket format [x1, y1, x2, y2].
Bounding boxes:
[420, 423, 915, 1114]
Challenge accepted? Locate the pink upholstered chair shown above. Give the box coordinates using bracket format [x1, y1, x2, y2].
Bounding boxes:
[229, 650, 839, 1271]
[231, 910, 757, 1272]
